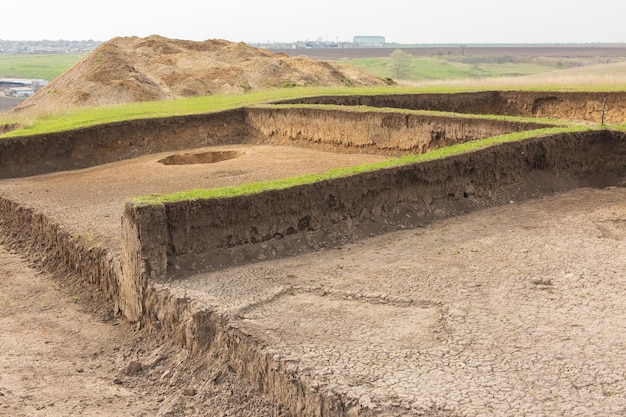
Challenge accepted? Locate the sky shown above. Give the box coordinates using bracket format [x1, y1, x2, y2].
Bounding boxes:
[2, 0, 625, 44]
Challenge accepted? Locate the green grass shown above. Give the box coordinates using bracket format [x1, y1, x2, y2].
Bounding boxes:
[0, 53, 85, 80]
[132, 125, 593, 205]
[1, 84, 602, 139]
[0, 87, 354, 138]
[343, 56, 565, 81]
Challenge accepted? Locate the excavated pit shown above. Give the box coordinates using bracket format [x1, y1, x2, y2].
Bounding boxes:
[1, 91, 626, 416]
[158, 150, 245, 165]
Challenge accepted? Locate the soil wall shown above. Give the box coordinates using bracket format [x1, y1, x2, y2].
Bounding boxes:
[0, 105, 555, 179]
[0, 197, 349, 417]
[3, 128, 626, 417]
[123, 130, 626, 285]
[0, 109, 248, 179]
[245, 107, 550, 155]
[277, 91, 626, 124]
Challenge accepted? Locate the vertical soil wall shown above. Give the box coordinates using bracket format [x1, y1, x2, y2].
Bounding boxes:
[277, 91, 626, 124]
[122, 130, 626, 283]
[0, 109, 248, 179]
[245, 107, 551, 155]
[1, 105, 556, 179]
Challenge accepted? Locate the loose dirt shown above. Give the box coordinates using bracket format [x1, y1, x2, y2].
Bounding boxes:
[12, 35, 392, 114]
[0, 246, 290, 417]
[3, 184, 626, 416]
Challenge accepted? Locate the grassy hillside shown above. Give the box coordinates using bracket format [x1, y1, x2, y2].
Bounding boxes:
[0, 53, 84, 80]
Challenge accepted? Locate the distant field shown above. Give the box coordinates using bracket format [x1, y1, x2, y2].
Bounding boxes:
[343, 56, 568, 81]
[274, 45, 626, 82]
[0, 53, 84, 80]
[3, 46, 626, 84]
[0, 96, 23, 113]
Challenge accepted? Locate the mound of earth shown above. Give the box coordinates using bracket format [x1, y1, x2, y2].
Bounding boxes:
[13, 35, 393, 113]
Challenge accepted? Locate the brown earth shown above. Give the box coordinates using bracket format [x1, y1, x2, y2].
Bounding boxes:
[2, 94, 626, 416]
[11, 35, 392, 114]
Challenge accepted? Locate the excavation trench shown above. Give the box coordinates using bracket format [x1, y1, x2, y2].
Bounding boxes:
[1, 94, 626, 416]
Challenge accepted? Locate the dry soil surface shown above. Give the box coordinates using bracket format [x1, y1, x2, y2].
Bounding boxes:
[13, 35, 390, 114]
[2, 145, 626, 416]
[0, 245, 291, 417]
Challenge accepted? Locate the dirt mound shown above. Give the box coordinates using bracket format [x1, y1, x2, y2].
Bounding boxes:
[13, 35, 392, 113]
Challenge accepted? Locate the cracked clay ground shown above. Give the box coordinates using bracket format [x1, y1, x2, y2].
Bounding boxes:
[1, 143, 626, 416]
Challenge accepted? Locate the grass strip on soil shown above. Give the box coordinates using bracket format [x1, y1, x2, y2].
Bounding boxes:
[261, 103, 574, 126]
[0, 85, 612, 139]
[132, 125, 594, 205]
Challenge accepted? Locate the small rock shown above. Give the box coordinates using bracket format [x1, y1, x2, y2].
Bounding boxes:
[183, 388, 197, 396]
[75, 366, 84, 373]
[113, 377, 123, 385]
[126, 360, 143, 375]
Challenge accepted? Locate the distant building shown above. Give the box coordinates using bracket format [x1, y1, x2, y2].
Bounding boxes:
[7, 87, 35, 97]
[0, 78, 48, 91]
[353, 36, 386, 47]
[0, 78, 48, 98]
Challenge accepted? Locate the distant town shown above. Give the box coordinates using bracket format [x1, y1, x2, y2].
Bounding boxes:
[0, 39, 101, 54]
[0, 37, 393, 54]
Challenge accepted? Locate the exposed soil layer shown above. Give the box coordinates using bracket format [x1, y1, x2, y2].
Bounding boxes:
[245, 107, 552, 155]
[2, 93, 626, 416]
[122, 130, 626, 294]
[0, 105, 553, 179]
[278, 91, 626, 124]
[0, 246, 292, 417]
[0, 109, 248, 179]
[158, 150, 245, 165]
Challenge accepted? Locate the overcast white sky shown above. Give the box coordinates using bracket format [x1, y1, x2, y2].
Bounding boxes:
[2, 0, 624, 44]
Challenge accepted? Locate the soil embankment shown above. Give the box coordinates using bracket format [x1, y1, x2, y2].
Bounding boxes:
[245, 107, 550, 155]
[122, 130, 626, 291]
[278, 91, 626, 124]
[0, 109, 248, 179]
[1, 98, 558, 179]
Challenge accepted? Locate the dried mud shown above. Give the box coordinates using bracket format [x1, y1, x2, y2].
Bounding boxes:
[1, 92, 626, 416]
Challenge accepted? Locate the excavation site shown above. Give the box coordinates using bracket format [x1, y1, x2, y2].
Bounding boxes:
[1, 91, 626, 416]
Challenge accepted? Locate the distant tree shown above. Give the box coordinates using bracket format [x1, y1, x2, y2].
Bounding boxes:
[388, 49, 412, 80]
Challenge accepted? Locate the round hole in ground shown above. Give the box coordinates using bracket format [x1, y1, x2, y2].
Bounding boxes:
[158, 150, 245, 165]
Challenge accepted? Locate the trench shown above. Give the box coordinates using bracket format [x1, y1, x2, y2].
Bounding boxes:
[1, 92, 626, 416]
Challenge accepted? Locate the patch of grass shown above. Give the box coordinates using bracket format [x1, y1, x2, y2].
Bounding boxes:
[0, 53, 85, 80]
[0, 86, 431, 138]
[132, 125, 592, 205]
[344, 56, 567, 81]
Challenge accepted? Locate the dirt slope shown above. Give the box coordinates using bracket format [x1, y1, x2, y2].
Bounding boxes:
[13, 35, 391, 113]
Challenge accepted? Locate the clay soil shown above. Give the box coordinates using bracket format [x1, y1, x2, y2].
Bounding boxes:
[2, 138, 626, 416]
[0, 144, 389, 417]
